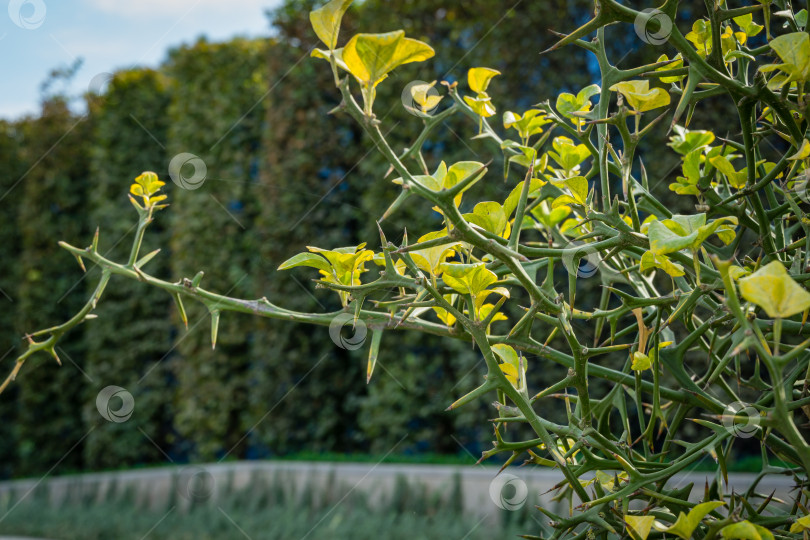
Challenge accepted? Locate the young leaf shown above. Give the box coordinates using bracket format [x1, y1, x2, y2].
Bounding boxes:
[759, 32, 810, 89]
[625, 515, 655, 540]
[502, 109, 550, 139]
[556, 84, 600, 128]
[609, 80, 671, 112]
[631, 352, 651, 371]
[410, 81, 442, 113]
[440, 262, 498, 297]
[738, 261, 810, 318]
[309, 0, 353, 50]
[410, 230, 459, 277]
[548, 136, 590, 174]
[668, 125, 715, 155]
[719, 520, 774, 540]
[709, 155, 748, 189]
[463, 201, 510, 238]
[343, 30, 434, 88]
[467, 67, 500, 94]
[492, 343, 521, 388]
[790, 514, 810, 533]
[278, 252, 332, 273]
[654, 501, 725, 539]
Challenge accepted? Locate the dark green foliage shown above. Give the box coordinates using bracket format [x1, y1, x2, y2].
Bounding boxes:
[82, 69, 173, 469]
[14, 98, 93, 475]
[164, 38, 269, 460]
[0, 119, 25, 478]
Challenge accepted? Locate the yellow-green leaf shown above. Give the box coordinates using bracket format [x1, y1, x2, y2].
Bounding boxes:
[440, 262, 497, 297]
[709, 155, 748, 189]
[410, 81, 442, 112]
[720, 521, 774, 540]
[609, 80, 671, 113]
[343, 30, 434, 87]
[656, 53, 686, 84]
[468, 67, 500, 94]
[309, 0, 353, 49]
[655, 501, 725, 539]
[278, 252, 331, 273]
[668, 125, 715, 155]
[432, 294, 457, 327]
[790, 514, 810, 533]
[503, 109, 550, 140]
[556, 84, 600, 127]
[647, 214, 738, 255]
[625, 515, 655, 540]
[760, 32, 810, 88]
[410, 230, 459, 276]
[548, 136, 591, 174]
[463, 201, 510, 238]
[464, 94, 496, 118]
[739, 260, 810, 318]
[631, 352, 651, 371]
[640, 251, 685, 277]
[789, 138, 810, 160]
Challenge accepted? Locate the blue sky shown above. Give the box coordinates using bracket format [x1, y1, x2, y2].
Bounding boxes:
[1, 0, 281, 119]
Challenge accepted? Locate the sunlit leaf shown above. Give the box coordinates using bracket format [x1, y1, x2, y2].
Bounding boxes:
[552, 176, 589, 208]
[609, 80, 671, 112]
[463, 201, 511, 238]
[738, 260, 810, 318]
[709, 155, 749, 189]
[656, 53, 686, 84]
[790, 514, 810, 533]
[720, 520, 774, 540]
[556, 84, 600, 128]
[631, 352, 651, 371]
[503, 109, 550, 140]
[492, 344, 521, 387]
[343, 30, 434, 87]
[440, 262, 498, 297]
[432, 294, 457, 327]
[410, 230, 459, 277]
[759, 32, 810, 89]
[625, 515, 656, 540]
[467, 67, 500, 94]
[640, 251, 685, 277]
[668, 125, 715, 155]
[733, 13, 763, 38]
[309, 0, 353, 49]
[410, 81, 442, 113]
[548, 136, 590, 173]
[654, 501, 725, 539]
[278, 252, 332, 273]
[686, 19, 713, 55]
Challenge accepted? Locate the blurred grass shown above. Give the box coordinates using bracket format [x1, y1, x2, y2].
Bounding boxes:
[0, 471, 539, 539]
